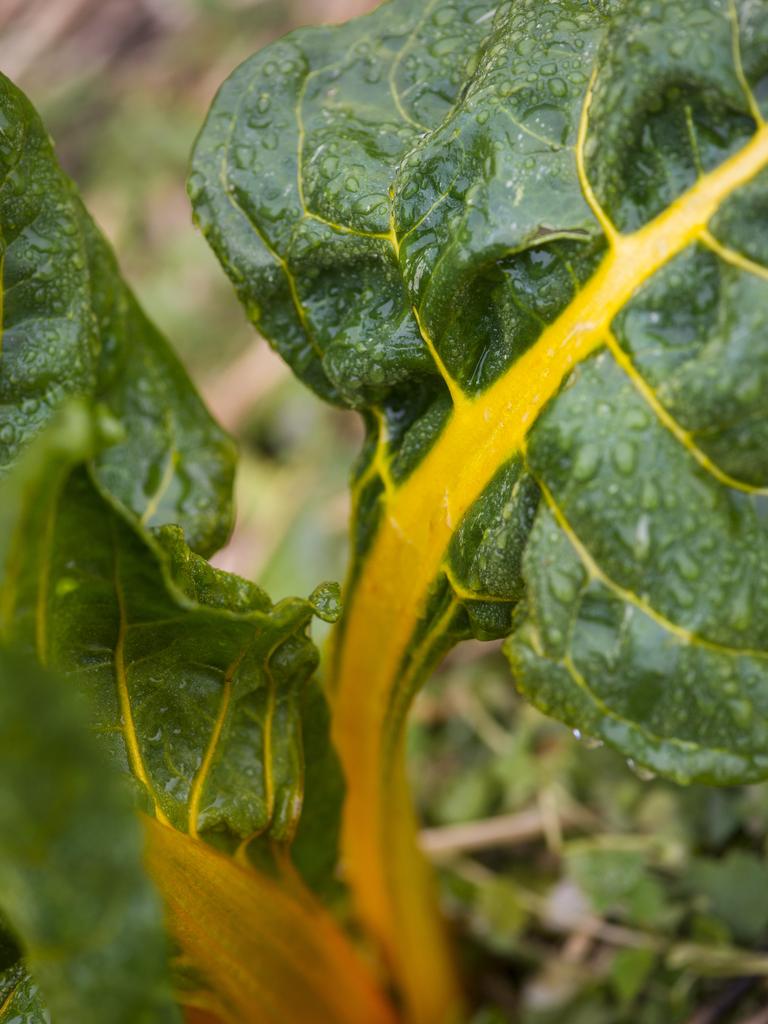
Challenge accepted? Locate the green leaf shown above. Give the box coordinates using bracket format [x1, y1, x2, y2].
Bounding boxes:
[0, 400, 101, 581]
[79, 209, 237, 556]
[0, 72, 235, 556]
[189, 1, 496, 409]
[610, 948, 656, 1007]
[566, 843, 667, 928]
[470, 1010, 508, 1024]
[191, 0, 768, 782]
[0, 648, 179, 1023]
[0, 406, 320, 845]
[687, 850, 768, 944]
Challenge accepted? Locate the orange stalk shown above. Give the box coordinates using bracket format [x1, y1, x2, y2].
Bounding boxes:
[144, 818, 399, 1024]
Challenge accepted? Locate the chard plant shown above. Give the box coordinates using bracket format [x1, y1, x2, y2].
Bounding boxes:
[1, 0, 768, 1022]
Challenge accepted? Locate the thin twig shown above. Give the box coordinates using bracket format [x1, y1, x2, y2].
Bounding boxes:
[419, 804, 597, 859]
[538, 786, 564, 855]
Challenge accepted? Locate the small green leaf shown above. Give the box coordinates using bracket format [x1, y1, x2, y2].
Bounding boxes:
[688, 850, 768, 944]
[470, 1010, 508, 1024]
[566, 843, 666, 928]
[476, 877, 529, 945]
[610, 948, 656, 1007]
[0, 649, 179, 1023]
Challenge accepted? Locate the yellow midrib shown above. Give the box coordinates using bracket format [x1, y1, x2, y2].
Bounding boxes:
[332, 122, 768, 1024]
[0, 979, 20, 1017]
[187, 650, 241, 837]
[112, 547, 171, 827]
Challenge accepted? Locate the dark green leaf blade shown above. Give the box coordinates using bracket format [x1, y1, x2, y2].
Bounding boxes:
[193, 0, 768, 787]
[0, 72, 235, 555]
[188, 0, 495, 408]
[507, 270, 768, 785]
[77, 208, 237, 556]
[0, 407, 320, 844]
[190, 7, 768, 1017]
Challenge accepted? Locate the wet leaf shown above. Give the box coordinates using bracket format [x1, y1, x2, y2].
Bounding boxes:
[0, 404, 319, 846]
[0, 72, 235, 556]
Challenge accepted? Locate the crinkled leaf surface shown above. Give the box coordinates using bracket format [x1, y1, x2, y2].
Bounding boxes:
[0, 72, 235, 556]
[0, 648, 179, 1024]
[193, 2, 768, 1017]
[193, 0, 768, 785]
[0, 405, 319, 845]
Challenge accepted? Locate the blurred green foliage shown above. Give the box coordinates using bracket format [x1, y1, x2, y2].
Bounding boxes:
[412, 651, 768, 1021]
